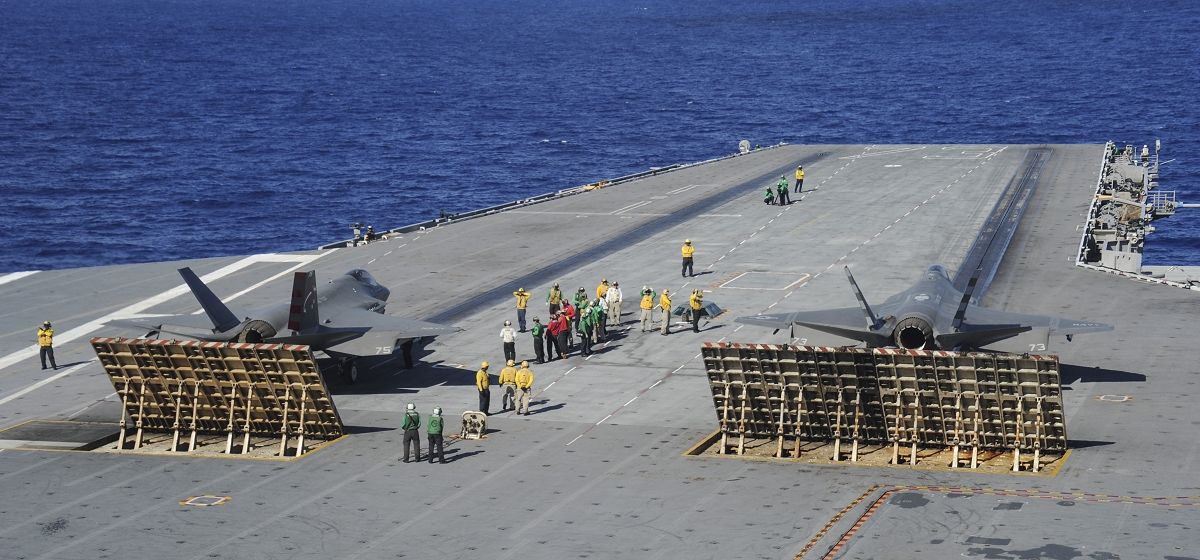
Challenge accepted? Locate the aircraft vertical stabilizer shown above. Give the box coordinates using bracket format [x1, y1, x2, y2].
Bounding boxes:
[951, 267, 982, 331]
[178, 267, 241, 332]
[844, 267, 882, 330]
[287, 270, 319, 332]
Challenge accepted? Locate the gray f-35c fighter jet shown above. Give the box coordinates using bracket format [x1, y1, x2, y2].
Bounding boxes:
[112, 268, 461, 383]
[736, 265, 1112, 353]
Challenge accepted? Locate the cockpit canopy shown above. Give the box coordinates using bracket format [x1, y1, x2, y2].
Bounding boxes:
[346, 269, 390, 301]
[924, 264, 948, 279]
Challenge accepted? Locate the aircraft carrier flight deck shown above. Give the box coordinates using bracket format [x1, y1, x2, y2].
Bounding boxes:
[1, 144, 1197, 559]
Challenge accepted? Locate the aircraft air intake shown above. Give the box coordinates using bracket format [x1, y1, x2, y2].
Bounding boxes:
[894, 317, 933, 349]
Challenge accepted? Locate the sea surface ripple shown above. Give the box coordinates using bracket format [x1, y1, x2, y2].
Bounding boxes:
[1, 0, 1196, 272]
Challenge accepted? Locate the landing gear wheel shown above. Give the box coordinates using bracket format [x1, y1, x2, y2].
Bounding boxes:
[341, 359, 359, 385]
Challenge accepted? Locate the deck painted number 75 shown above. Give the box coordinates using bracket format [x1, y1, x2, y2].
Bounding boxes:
[375, 346, 393, 354]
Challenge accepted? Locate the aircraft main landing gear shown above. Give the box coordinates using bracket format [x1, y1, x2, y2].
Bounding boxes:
[339, 358, 359, 385]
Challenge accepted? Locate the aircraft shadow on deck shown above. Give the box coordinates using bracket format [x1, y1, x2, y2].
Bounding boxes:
[1059, 363, 1147, 384]
[529, 402, 565, 415]
[320, 360, 477, 395]
[343, 425, 393, 435]
[1066, 439, 1116, 450]
[444, 449, 485, 463]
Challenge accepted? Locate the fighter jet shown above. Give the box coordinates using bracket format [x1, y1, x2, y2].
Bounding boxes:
[112, 268, 461, 383]
[736, 265, 1112, 352]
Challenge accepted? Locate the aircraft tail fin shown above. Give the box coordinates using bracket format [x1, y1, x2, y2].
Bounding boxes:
[287, 270, 319, 332]
[951, 267, 983, 331]
[178, 267, 241, 332]
[844, 267, 882, 330]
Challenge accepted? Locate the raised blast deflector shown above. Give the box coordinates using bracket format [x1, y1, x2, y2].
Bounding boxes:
[702, 343, 1066, 470]
[90, 337, 342, 457]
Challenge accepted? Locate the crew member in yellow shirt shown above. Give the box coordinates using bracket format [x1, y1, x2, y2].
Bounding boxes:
[546, 283, 563, 315]
[37, 321, 56, 370]
[498, 360, 518, 412]
[659, 289, 673, 335]
[689, 289, 705, 333]
[513, 287, 531, 332]
[794, 164, 805, 193]
[475, 362, 491, 415]
[515, 361, 535, 415]
[639, 287, 656, 332]
[681, 240, 694, 278]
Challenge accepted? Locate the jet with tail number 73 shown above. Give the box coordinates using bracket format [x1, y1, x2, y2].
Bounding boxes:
[110, 268, 461, 383]
[735, 265, 1112, 353]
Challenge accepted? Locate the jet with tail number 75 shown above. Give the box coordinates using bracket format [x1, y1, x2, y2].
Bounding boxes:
[110, 268, 461, 383]
[735, 265, 1112, 353]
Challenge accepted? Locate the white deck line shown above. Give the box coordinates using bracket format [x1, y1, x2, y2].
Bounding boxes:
[0, 252, 326, 373]
[0, 271, 39, 287]
[0, 361, 94, 406]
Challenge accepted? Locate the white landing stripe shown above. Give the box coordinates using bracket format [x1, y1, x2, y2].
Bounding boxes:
[0, 252, 328, 372]
[609, 201, 652, 214]
[0, 361, 94, 407]
[0, 271, 39, 287]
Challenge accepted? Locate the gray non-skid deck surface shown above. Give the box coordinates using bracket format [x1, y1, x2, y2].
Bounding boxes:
[1, 144, 1197, 559]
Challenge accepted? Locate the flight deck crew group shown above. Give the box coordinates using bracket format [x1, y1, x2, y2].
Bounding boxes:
[766, 167, 803, 205]
[400, 403, 445, 464]
[404, 238, 712, 462]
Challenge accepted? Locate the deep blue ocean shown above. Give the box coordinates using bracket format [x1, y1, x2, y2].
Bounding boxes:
[1, 0, 1197, 273]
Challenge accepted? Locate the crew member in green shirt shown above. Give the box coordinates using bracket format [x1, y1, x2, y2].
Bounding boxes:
[776, 175, 791, 205]
[401, 403, 421, 463]
[427, 407, 445, 464]
[531, 317, 546, 364]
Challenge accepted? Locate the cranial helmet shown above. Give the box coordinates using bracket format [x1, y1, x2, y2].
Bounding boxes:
[521, 361, 529, 367]
[407, 403, 415, 410]
[481, 361, 489, 369]
[507, 359, 514, 366]
[433, 407, 442, 416]
[684, 239, 691, 244]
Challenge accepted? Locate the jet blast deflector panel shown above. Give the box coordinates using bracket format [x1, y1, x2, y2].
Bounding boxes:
[90, 338, 343, 457]
[702, 343, 1066, 469]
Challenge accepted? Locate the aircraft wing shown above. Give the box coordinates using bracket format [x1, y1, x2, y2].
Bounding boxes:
[736, 307, 892, 346]
[107, 315, 235, 340]
[319, 309, 462, 357]
[737, 307, 867, 330]
[959, 306, 1114, 336]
